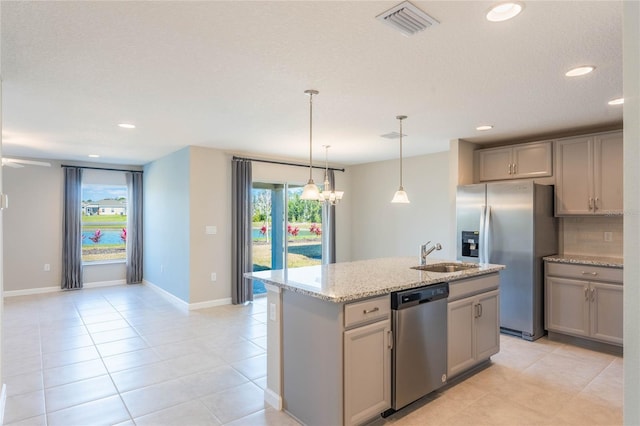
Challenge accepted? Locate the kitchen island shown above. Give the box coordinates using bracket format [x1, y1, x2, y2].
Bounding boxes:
[246, 257, 505, 426]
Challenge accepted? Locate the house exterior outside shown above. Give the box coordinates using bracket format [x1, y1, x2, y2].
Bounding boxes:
[83, 199, 127, 216]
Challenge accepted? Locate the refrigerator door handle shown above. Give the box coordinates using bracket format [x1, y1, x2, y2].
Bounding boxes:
[479, 205, 486, 263]
[483, 206, 492, 264]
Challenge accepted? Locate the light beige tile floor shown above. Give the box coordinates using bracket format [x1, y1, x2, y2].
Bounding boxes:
[2, 284, 622, 425]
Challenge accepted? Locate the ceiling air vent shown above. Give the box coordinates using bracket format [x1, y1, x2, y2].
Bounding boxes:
[376, 1, 439, 37]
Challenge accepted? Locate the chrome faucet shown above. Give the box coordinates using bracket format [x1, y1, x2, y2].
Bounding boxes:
[420, 241, 442, 265]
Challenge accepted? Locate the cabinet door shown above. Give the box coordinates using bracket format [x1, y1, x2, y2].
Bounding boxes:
[555, 137, 593, 215]
[344, 319, 391, 426]
[590, 282, 623, 345]
[546, 277, 590, 337]
[512, 142, 552, 178]
[475, 290, 500, 361]
[447, 297, 475, 378]
[594, 132, 623, 215]
[478, 148, 513, 181]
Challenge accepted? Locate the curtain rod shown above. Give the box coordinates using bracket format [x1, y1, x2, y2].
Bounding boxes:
[232, 156, 345, 173]
[61, 165, 143, 173]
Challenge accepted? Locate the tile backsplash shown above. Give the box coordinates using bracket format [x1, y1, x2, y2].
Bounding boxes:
[560, 216, 623, 258]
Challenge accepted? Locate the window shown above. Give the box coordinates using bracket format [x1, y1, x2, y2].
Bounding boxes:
[81, 170, 127, 262]
[252, 182, 323, 294]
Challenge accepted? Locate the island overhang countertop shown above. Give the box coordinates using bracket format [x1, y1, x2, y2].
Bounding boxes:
[245, 257, 505, 303]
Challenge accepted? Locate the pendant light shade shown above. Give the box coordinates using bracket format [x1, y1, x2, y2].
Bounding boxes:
[301, 89, 321, 200]
[391, 115, 410, 203]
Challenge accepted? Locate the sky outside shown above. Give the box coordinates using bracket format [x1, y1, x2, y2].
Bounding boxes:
[82, 184, 127, 202]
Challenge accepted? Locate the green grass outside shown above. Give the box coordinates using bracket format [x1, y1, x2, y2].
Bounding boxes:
[83, 214, 126, 222]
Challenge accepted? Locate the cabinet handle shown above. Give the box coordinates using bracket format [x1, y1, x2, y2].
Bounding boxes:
[594, 197, 599, 211]
[513, 164, 517, 174]
[588, 198, 594, 210]
[581, 271, 598, 276]
[508, 164, 512, 175]
[474, 303, 482, 318]
[363, 307, 379, 315]
[585, 287, 589, 301]
[387, 330, 393, 350]
[591, 288, 595, 302]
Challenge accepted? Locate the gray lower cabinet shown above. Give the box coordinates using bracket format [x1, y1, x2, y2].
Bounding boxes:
[344, 318, 391, 426]
[545, 262, 623, 346]
[447, 274, 500, 379]
[282, 290, 390, 426]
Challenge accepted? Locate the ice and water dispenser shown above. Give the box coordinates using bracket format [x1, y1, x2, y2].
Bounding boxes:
[461, 231, 479, 258]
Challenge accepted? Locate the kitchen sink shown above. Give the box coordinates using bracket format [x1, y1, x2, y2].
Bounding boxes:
[412, 262, 480, 273]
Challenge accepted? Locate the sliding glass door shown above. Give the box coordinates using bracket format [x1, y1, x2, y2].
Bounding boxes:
[251, 182, 323, 295]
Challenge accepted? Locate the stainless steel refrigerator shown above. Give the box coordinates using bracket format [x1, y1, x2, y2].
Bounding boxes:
[456, 181, 557, 341]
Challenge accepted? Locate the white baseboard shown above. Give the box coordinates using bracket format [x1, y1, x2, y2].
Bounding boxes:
[264, 387, 283, 410]
[142, 279, 231, 311]
[3, 286, 60, 297]
[84, 279, 126, 288]
[0, 383, 7, 425]
[142, 279, 190, 311]
[3, 280, 127, 298]
[189, 297, 232, 310]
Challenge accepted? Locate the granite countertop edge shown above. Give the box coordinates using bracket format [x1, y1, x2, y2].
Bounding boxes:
[246, 258, 505, 303]
[543, 254, 623, 268]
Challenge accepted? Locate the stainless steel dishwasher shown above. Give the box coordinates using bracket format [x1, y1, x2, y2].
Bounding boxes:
[388, 282, 449, 413]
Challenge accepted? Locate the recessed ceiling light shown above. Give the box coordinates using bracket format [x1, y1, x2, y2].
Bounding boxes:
[565, 66, 595, 77]
[476, 125, 494, 131]
[608, 97, 624, 105]
[118, 123, 136, 129]
[88, 154, 100, 158]
[486, 2, 523, 22]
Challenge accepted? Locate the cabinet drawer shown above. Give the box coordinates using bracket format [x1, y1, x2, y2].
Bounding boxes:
[344, 295, 390, 328]
[546, 262, 622, 283]
[449, 273, 500, 302]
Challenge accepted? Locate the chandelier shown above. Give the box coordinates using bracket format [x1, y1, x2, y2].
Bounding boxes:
[318, 145, 344, 205]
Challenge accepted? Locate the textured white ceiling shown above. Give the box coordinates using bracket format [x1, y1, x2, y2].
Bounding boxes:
[1, 1, 623, 166]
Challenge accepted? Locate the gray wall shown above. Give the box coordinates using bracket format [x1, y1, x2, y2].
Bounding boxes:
[2, 160, 137, 293]
[143, 147, 191, 302]
[348, 151, 454, 261]
[623, 1, 640, 423]
[3, 161, 62, 291]
[188, 146, 232, 304]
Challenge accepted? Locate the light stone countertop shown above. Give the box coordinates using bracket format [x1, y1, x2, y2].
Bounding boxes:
[543, 254, 623, 268]
[245, 257, 505, 303]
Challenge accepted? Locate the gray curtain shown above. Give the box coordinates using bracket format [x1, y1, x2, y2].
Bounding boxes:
[62, 166, 83, 290]
[322, 170, 337, 264]
[232, 158, 253, 304]
[126, 172, 143, 283]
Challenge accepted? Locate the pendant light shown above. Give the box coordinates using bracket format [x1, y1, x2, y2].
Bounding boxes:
[319, 145, 344, 205]
[301, 89, 321, 200]
[391, 115, 410, 203]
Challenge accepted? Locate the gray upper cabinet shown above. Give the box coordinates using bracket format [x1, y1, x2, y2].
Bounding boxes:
[555, 131, 623, 216]
[478, 141, 552, 181]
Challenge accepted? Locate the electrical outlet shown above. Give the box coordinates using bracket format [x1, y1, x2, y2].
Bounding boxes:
[44, 264, 51, 272]
[604, 232, 613, 242]
[205, 225, 217, 235]
[210, 272, 217, 282]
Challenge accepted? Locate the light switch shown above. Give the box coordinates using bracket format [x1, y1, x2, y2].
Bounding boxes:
[205, 226, 217, 235]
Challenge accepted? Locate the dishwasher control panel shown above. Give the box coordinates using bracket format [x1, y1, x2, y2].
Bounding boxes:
[391, 282, 449, 309]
